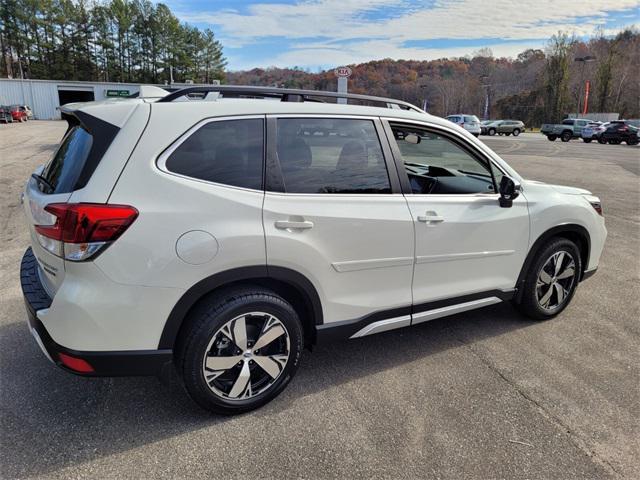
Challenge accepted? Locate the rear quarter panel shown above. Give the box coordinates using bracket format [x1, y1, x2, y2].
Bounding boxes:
[98, 108, 267, 290]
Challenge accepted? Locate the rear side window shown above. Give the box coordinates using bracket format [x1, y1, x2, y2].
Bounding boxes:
[41, 126, 93, 194]
[275, 118, 390, 194]
[165, 118, 264, 190]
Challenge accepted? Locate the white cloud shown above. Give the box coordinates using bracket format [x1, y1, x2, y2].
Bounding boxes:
[176, 0, 640, 68]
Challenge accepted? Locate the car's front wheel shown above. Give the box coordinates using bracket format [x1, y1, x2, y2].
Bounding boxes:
[177, 287, 303, 414]
[488, 128, 496, 136]
[547, 135, 557, 141]
[513, 238, 581, 320]
[512, 128, 520, 136]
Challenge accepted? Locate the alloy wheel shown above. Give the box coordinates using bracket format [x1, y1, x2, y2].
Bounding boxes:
[536, 251, 576, 311]
[202, 312, 290, 400]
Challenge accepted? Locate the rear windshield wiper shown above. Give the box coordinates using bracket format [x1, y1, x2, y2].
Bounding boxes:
[31, 173, 54, 194]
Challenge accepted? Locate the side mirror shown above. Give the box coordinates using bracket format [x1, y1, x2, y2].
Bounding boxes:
[404, 133, 421, 144]
[498, 175, 521, 208]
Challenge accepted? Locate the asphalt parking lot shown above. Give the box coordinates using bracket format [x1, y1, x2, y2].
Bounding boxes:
[1, 122, 638, 479]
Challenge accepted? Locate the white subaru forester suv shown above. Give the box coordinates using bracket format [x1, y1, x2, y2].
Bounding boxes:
[21, 86, 606, 414]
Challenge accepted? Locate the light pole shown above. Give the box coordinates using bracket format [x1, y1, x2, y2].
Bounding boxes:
[480, 75, 490, 120]
[418, 82, 429, 111]
[574, 55, 596, 118]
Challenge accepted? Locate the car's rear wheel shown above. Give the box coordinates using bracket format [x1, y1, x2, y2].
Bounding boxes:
[177, 287, 303, 414]
[513, 238, 581, 320]
[512, 129, 520, 136]
[488, 128, 496, 136]
[626, 138, 638, 145]
[597, 137, 606, 144]
[561, 131, 572, 142]
[547, 135, 557, 141]
[582, 138, 592, 143]
[505, 132, 511, 136]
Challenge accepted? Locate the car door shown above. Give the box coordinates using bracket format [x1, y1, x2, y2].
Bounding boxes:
[497, 121, 508, 134]
[263, 116, 415, 329]
[383, 120, 529, 320]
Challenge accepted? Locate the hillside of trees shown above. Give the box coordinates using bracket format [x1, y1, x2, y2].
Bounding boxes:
[227, 29, 639, 125]
[0, 0, 226, 84]
[1, 2, 637, 126]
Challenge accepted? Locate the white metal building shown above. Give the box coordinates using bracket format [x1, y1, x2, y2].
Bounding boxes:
[0, 79, 210, 120]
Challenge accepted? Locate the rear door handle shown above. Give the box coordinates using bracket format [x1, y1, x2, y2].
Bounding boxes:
[417, 213, 444, 224]
[275, 220, 314, 230]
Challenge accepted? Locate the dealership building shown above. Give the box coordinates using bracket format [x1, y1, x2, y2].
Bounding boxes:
[0, 79, 202, 120]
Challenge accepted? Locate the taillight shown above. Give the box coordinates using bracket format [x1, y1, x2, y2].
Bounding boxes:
[35, 203, 138, 261]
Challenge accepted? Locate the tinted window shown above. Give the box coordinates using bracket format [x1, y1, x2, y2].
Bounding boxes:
[447, 116, 461, 123]
[391, 125, 495, 195]
[464, 116, 479, 123]
[165, 119, 264, 190]
[562, 119, 574, 125]
[275, 118, 390, 194]
[41, 126, 93, 194]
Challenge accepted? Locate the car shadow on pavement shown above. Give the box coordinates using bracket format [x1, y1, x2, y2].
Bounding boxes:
[0, 302, 533, 478]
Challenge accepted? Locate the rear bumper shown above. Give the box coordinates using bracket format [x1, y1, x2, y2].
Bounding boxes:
[20, 247, 172, 376]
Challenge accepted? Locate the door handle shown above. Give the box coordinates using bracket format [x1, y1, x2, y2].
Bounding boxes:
[417, 213, 444, 224]
[275, 220, 314, 230]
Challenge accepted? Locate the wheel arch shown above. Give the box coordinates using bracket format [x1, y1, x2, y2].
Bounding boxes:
[159, 266, 323, 350]
[515, 224, 591, 301]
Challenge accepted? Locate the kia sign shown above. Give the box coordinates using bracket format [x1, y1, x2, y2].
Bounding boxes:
[334, 66, 352, 78]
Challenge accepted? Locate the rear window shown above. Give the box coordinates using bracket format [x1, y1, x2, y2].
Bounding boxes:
[464, 116, 479, 123]
[40, 126, 93, 194]
[164, 118, 264, 190]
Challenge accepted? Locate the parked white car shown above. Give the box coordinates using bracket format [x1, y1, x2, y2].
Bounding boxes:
[581, 121, 609, 143]
[21, 86, 606, 414]
[446, 114, 481, 136]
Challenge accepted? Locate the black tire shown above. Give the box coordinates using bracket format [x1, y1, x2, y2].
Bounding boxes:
[547, 135, 557, 141]
[512, 128, 520, 136]
[505, 132, 511, 136]
[560, 131, 572, 142]
[513, 238, 582, 321]
[176, 287, 304, 414]
[626, 139, 638, 146]
[498, 132, 504, 136]
[597, 137, 606, 144]
[488, 128, 496, 136]
[582, 138, 592, 143]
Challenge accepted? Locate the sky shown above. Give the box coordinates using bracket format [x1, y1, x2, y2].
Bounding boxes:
[164, 0, 640, 71]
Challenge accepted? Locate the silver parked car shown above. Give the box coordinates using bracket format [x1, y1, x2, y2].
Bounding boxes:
[484, 120, 525, 136]
[446, 114, 481, 136]
[581, 122, 608, 143]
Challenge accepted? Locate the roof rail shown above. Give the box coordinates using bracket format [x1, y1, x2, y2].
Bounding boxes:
[156, 85, 424, 113]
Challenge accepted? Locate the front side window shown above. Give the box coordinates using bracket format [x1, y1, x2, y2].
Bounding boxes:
[165, 118, 264, 190]
[390, 124, 496, 195]
[275, 118, 390, 194]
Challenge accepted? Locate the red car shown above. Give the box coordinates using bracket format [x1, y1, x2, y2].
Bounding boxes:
[9, 105, 28, 122]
